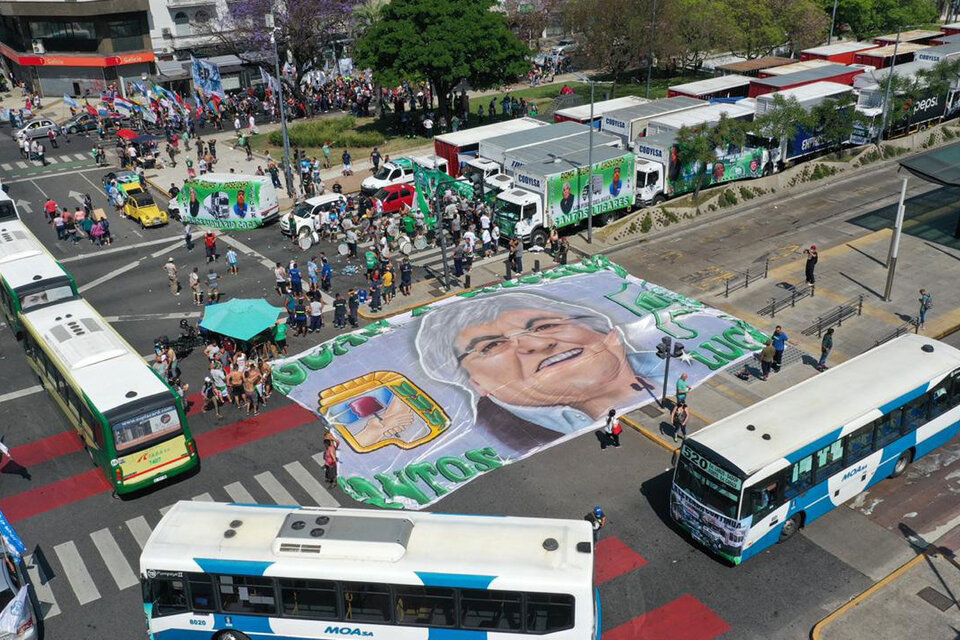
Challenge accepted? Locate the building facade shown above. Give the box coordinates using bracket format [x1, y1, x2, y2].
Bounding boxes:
[146, 0, 227, 60]
[0, 0, 155, 96]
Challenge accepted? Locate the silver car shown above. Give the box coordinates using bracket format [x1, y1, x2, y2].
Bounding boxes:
[13, 119, 58, 141]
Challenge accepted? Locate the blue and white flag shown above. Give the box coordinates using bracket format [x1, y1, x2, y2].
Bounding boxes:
[63, 95, 79, 108]
[114, 97, 134, 116]
[259, 67, 281, 96]
[191, 56, 224, 98]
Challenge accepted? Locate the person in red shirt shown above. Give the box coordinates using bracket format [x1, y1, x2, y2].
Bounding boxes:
[43, 198, 58, 223]
[204, 231, 218, 263]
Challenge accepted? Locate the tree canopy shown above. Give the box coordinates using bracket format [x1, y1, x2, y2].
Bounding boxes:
[354, 0, 530, 119]
[821, 0, 939, 40]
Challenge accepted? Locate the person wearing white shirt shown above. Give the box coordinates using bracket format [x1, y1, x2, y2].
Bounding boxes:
[480, 212, 490, 230]
[481, 227, 492, 256]
[491, 224, 500, 254]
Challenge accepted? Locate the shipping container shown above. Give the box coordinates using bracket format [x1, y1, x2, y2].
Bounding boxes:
[667, 75, 752, 100]
[748, 64, 865, 97]
[853, 42, 929, 68]
[552, 95, 649, 127]
[800, 41, 877, 64]
[755, 81, 853, 115]
[716, 56, 795, 77]
[758, 59, 833, 78]
[433, 117, 547, 178]
[644, 102, 755, 137]
[873, 29, 942, 46]
[599, 96, 707, 146]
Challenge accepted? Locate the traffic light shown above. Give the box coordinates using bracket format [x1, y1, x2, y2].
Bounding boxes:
[672, 341, 685, 359]
[656, 336, 672, 360]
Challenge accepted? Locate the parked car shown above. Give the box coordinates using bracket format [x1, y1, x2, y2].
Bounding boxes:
[13, 118, 59, 140]
[551, 39, 579, 55]
[371, 183, 415, 215]
[123, 187, 167, 227]
[60, 113, 98, 134]
[360, 157, 416, 196]
[280, 193, 347, 238]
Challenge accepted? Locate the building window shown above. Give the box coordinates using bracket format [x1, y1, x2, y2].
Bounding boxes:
[108, 16, 146, 52]
[173, 12, 189, 25]
[28, 20, 98, 52]
[193, 10, 211, 24]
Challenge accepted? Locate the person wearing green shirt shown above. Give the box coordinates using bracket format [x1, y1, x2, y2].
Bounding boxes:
[273, 320, 288, 356]
[675, 373, 690, 406]
[365, 250, 378, 279]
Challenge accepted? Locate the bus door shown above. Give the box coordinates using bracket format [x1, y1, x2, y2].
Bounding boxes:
[742, 472, 790, 549]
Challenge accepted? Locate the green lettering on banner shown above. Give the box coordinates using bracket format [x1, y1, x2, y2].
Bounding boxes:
[405, 463, 448, 497]
[465, 447, 503, 472]
[338, 476, 404, 509]
[698, 336, 744, 361]
[272, 361, 307, 387]
[722, 325, 764, 351]
[436, 456, 476, 482]
[688, 350, 728, 370]
[422, 407, 446, 427]
[374, 470, 431, 505]
[299, 345, 333, 370]
[408, 394, 434, 412]
[392, 381, 417, 398]
[605, 284, 699, 339]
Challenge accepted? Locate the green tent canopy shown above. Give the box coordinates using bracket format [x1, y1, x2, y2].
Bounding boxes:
[200, 298, 284, 341]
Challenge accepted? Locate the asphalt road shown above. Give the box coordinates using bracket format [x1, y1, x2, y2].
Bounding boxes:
[0, 148, 956, 640]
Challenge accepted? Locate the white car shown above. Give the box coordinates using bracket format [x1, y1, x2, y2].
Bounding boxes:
[13, 118, 59, 140]
[280, 193, 347, 238]
[551, 39, 579, 55]
[360, 158, 416, 196]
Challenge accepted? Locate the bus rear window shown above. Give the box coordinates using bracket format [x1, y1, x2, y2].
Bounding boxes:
[112, 405, 181, 454]
[19, 284, 76, 311]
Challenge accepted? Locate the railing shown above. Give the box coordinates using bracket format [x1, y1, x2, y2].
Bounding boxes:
[802, 295, 864, 337]
[722, 259, 770, 297]
[758, 282, 814, 317]
[871, 317, 920, 350]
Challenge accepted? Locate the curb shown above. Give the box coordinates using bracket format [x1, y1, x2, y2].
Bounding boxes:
[619, 415, 678, 454]
[809, 549, 931, 640]
[357, 286, 467, 320]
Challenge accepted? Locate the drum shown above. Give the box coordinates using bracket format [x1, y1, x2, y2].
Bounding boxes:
[298, 235, 312, 251]
[399, 235, 413, 255]
[413, 236, 428, 251]
[337, 243, 349, 256]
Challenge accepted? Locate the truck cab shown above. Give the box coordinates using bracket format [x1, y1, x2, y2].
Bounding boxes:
[495, 188, 548, 247]
[461, 157, 513, 195]
[635, 159, 665, 206]
[361, 158, 416, 196]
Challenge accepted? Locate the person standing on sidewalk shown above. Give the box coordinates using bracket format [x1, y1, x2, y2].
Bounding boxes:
[347, 289, 359, 328]
[370, 147, 381, 173]
[919, 289, 933, 329]
[817, 328, 834, 372]
[804, 245, 818, 285]
[675, 373, 690, 406]
[400, 258, 412, 296]
[759, 339, 776, 380]
[771, 325, 795, 372]
[163, 257, 180, 295]
[671, 403, 689, 442]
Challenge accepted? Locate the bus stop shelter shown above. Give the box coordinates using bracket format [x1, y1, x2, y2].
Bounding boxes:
[899, 141, 960, 239]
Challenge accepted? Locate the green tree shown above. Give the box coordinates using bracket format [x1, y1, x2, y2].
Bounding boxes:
[674, 115, 748, 204]
[658, 0, 735, 73]
[565, 0, 651, 94]
[724, 0, 784, 58]
[822, 0, 938, 40]
[773, 0, 829, 56]
[810, 94, 864, 157]
[753, 95, 813, 158]
[354, 0, 530, 120]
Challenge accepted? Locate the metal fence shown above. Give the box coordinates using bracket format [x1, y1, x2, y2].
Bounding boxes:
[758, 282, 815, 317]
[802, 295, 864, 337]
[722, 259, 770, 297]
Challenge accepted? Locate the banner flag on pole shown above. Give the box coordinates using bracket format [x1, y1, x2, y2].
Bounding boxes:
[191, 56, 225, 98]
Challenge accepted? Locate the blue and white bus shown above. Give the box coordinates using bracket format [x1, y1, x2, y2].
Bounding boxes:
[140, 502, 598, 640]
[670, 334, 960, 564]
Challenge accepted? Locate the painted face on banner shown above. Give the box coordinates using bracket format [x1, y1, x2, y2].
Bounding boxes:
[455, 308, 630, 410]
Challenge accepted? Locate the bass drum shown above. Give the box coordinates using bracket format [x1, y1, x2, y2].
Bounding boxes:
[413, 236, 428, 251]
[298, 228, 313, 250]
[337, 243, 350, 256]
[399, 236, 413, 255]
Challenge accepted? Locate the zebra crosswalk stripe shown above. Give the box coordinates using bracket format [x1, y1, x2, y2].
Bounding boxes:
[74, 153, 89, 161]
[0, 163, 10, 171]
[125, 516, 152, 550]
[90, 528, 138, 591]
[15, 161, 27, 169]
[23, 553, 60, 620]
[255, 471, 297, 505]
[53, 541, 101, 605]
[224, 481, 255, 503]
[284, 461, 339, 508]
[192, 492, 214, 501]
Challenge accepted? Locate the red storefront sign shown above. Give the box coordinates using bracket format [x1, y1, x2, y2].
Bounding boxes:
[0, 42, 154, 67]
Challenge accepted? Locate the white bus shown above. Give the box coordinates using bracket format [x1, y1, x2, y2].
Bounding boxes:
[140, 503, 598, 640]
[670, 334, 960, 564]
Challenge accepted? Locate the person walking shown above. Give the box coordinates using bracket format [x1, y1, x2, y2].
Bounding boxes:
[804, 245, 818, 285]
[183, 220, 194, 251]
[274, 262, 288, 296]
[370, 147, 381, 172]
[201, 376, 222, 418]
[675, 372, 690, 406]
[207, 267, 221, 302]
[308, 296, 324, 332]
[671, 402, 689, 442]
[204, 231, 219, 263]
[919, 288, 933, 330]
[163, 257, 180, 295]
[759, 339, 776, 380]
[323, 433, 339, 487]
[226, 248, 239, 274]
[189, 267, 202, 305]
[770, 325, 795, 372]
[341, 149, 352, 175]
[600, 409, 622, 449]
[273, 319, 289, 356]
[333, 292, 347, 328]
[321, 259, 333, 292]
[803, 317, 832, 370]
[584, 506, 606, 543]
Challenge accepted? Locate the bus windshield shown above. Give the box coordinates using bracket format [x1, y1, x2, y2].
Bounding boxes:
[674, 456, 741, 519]
[19, 283, 77, 311]
[112, 404, 182, 454]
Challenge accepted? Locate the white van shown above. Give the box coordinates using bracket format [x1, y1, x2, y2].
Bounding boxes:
[168, 174, 280, 225]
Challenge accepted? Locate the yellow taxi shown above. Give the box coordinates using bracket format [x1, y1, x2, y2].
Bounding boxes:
[123, 187, 168, 227]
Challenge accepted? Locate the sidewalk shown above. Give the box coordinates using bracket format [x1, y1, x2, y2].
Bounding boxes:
[814, 546, 960, 640]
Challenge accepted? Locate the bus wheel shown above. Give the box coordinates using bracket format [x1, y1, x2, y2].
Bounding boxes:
[215, 632, 251, 640]
[779, 514, 801, 542]
[891, 450, 913, 478]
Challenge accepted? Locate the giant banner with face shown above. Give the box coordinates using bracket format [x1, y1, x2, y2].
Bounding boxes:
[177, 178, 267, 230]
[272, 257, 767, 509]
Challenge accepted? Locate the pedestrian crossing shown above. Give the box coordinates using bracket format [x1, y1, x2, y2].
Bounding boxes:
[409, 243, 504, 273]
[26, 455, 340, 619]
[1, 153, 95, 174]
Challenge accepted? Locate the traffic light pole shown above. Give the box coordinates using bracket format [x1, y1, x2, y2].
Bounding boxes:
[655, 336, 685, 407]
[661, 347, 672, 407]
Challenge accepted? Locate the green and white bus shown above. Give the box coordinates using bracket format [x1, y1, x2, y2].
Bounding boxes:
[20, 298, 199, 494]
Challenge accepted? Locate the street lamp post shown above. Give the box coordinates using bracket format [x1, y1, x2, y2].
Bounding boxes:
[828, 0, 839, 44]
[267, 15, 295, 199]
[574, 72, 596, 244]
[645, 0, 658, 99]
[430, 178, 460, 290]
[879, 27, 902, 143]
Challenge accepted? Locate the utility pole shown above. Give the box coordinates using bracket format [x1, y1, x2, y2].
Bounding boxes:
[645, 0, 658, 99]
[883, 175, 908, 301]
[586, 80, 594, 244]
[267, 14, 295, 200]
[828, 0, 839, 45]
[878, 27, 902, 143]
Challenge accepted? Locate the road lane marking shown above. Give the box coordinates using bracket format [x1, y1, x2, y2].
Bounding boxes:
[29, 179, 47, 198]
[24, 553, 60, 619]
[103, 311, 201, 323]
[0, 385, 42, 404]
[224, 481, 255, 504]
[192, 492, 214, 501]
[284, 461, 339, 507]
[0, 163, 10, 171]
[53, 541, 100, 605]
[125, 516, 152, 550]
[90, 528, 138, 590]
[14, 161, 27, 169]
[255, 471, 296, 505]
[60, 235, 183, 263]
[77, 260, 141, 293]
[74, 154, 88, 161]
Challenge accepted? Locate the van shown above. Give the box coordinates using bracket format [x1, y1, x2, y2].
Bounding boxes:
[169, 174, 280, 229]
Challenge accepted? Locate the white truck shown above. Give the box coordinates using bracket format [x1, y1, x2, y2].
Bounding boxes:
[600, 96, 706, 147]
[755, 81, 854, 164]
[360, 155, 449, 196]
[644, 102, 755, 137]
[495, 145, 637, 247]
